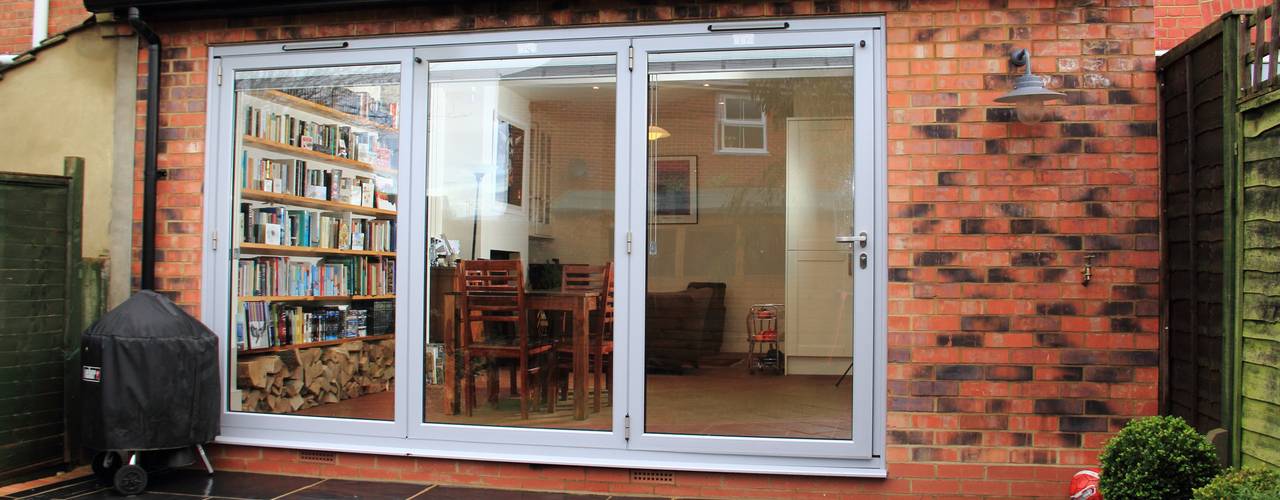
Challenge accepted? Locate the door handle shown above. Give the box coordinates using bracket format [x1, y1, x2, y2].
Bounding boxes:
[836, 232, 869, 248]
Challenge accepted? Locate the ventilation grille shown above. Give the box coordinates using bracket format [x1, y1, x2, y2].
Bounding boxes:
[630, 470, 675, 484]
[298, 450, 336, 464]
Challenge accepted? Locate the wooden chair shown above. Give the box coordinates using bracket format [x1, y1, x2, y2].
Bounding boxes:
[552, 263, 614, 411]
[456, 259, 551, 419]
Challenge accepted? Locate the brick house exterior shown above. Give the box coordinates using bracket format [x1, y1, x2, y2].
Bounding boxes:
[0, 0, 1234, 496]
[106, 1, 1155, 498]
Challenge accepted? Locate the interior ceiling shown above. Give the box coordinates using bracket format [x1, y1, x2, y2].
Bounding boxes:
[504, 80, 743, 103]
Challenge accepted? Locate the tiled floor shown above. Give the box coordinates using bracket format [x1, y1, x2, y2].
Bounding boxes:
[0, 470, 669, 500]
[289, 364, 852, 439]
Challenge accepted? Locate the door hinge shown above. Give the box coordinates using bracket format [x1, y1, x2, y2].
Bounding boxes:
[627, 46, 634, 71]
[215, 58, 223, 86]
[626, 231, 633, 254]
[212, 231, 218, 251]
[624, 414, 631, 440]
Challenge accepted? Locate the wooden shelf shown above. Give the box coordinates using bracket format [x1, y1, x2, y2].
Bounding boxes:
[239, 242, 395, 258]
[249, 90, 398, 134]
[238, 333, 395, 355]
[239, 294, 395, 303]
[241, 189, 396, 218]
[242, 135, 395, 175]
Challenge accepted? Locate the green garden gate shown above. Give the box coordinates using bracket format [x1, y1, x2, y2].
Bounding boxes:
[0, 159, 84, 480]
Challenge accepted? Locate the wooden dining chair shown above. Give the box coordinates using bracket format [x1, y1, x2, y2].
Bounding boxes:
[456, 259, 551, 419]
[552, 262, 614, 411]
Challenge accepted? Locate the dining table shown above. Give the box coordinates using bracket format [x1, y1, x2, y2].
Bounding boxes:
[441, 289, 600, 420]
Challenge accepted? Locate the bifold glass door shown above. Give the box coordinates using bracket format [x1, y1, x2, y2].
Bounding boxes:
[409, 40, 632, 448]
[626, 32, 877, 458]
[213, 49, 414, 437]
[211, 26, 879, 459]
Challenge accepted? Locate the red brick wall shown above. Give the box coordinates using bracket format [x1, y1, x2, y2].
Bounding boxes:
[0, 0, 91, 55]
[138, 1, 1159, 497]
[1155, 0, 1264, 51]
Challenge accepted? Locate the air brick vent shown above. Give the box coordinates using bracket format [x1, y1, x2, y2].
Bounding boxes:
[298, 450, 337, 464]
[630, 470, 675, 484]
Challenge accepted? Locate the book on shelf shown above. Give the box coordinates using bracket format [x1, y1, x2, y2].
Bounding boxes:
[236, 300, 392, 352]
[238, 202, 395, 252]
[241, 103, 396, 169]
[240, 151, 393, 210]
[237, 255, 396, 298]
[282, 86, 399, 128]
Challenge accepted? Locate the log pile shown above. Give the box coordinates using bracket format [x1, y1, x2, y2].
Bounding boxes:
[237, 339, 395, 413]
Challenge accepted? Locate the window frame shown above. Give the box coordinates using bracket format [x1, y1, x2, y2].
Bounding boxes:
[201, 16, 888, 477]
[714, 92, 770, 155]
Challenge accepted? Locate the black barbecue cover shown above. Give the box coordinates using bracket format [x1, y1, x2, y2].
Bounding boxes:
[81, 291, 220, 451]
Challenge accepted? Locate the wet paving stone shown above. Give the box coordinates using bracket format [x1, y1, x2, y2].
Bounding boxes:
[279, 479, 431, 500]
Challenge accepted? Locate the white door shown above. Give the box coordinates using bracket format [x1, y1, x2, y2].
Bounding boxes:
[785, 118, 855, 374]
[625, 29, 880, 459]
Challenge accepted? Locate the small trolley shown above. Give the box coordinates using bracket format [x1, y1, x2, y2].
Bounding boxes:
[745, 304, 784, 375]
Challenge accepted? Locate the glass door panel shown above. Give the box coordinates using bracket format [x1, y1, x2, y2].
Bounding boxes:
[228, 64, 402, 421]
[629, 32, 876, 458]
[423, 55, 618, 431]
[645, 47, 854, 438]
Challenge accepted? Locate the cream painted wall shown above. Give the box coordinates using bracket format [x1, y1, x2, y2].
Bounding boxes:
[0, 31, 116, 261]
[0, 27, 135, 307]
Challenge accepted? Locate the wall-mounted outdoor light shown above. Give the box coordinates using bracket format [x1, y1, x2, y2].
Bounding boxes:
[995, 49, 1065, 124]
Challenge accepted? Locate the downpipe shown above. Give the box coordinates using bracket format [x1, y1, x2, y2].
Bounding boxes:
[128, 7, 160, 290]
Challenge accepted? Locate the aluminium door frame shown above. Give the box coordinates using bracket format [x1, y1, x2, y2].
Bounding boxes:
[407, 38, 632, 450]
[204, 48, 416, 440]
[624, 29, 884, 460]
[204, 16, 887, 472]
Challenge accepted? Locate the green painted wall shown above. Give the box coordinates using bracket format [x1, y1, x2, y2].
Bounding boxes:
[1239, 93, 1280, 469]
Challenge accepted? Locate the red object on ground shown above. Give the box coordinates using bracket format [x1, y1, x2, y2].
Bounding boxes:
[1068, 469, 1102, 500]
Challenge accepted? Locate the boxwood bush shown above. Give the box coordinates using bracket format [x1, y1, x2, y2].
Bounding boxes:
[1099, 416, 1220, 500]
[1193, 467, 1280, 500]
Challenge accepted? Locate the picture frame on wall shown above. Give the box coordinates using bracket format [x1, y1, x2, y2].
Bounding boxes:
[494, 115, 526, 208]
[652, 155, 698, 224]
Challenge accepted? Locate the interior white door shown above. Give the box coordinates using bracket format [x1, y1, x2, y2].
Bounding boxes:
[785, 118, 855, 374]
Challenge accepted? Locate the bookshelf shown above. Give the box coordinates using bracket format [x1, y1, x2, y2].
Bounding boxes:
[241, 189, 396, 218]
[233, 70, 403, 416]
[238, 333, 395, 355]
[239, 294, 395, 303]
[239, 242, 396, 258]
[241, 135, 394, 175]
[248, 90, 397, 134]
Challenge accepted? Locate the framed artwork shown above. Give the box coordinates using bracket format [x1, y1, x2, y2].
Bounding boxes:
[652, 155, 698, 224]
[494, 116, 525, 207]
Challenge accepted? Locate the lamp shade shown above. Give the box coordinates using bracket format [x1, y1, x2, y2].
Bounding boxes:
[995, 74, 1064, 124]
[648, 125, 671, 141]
[994, 74, 1066, 105]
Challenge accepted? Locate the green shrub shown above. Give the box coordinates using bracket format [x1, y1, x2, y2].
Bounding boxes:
[1099, 415, 1221, 500]
[1193, 467, 1280, 500]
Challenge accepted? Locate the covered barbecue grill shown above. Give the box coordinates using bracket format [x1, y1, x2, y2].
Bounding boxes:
[81, 290, 220, 495]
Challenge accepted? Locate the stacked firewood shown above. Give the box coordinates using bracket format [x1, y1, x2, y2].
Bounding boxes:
[237, 339, 395, 413]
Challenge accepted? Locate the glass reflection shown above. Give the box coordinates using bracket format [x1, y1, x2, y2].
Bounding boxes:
[425, 56, 616, 430]
[645, 48, 855, 439]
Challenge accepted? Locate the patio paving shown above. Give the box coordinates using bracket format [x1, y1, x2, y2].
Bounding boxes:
[0, 470, 672, 500]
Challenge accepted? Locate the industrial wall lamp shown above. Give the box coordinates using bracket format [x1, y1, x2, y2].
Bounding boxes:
[995, 48, 1065, 124]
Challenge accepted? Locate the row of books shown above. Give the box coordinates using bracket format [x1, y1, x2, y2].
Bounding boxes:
[284, 87, 399, 128]
[236, 256, 396, 298]
[239, 204, 396, 252]
[240, 153, 397, 211]
[243, 104, 385, 165]
[236, 300, 394, 351]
